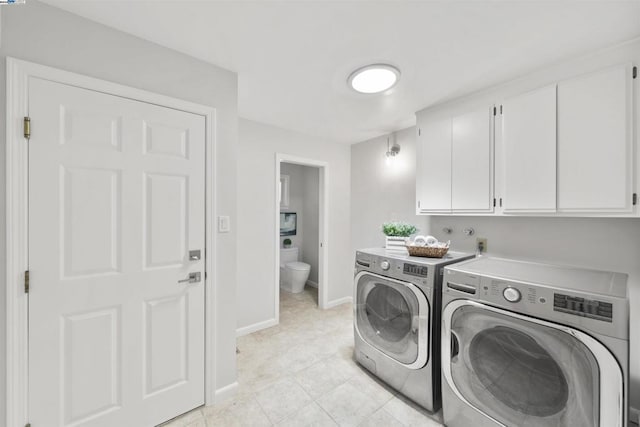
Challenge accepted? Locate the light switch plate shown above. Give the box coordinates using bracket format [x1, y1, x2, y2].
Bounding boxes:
[218, 216, 231, 233]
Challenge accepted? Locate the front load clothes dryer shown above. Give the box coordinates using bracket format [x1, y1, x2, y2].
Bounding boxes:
[353, 248, 474, 412]
[441, 257, 629, 427]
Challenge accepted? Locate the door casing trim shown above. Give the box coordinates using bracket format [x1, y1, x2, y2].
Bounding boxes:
[274, 154, 330, 318]
[5, 57, 218, 426]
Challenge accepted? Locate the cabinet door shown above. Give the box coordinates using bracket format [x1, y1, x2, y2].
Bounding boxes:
[502, 85, 557, 213]
[557, 65, 633, 213]
[416, 116, 451, 212]
[452, 108, 494, 212]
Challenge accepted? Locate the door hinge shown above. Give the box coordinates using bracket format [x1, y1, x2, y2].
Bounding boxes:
[493, 198, 496, 207]
[493, 106, 497, 116]
[418, 200, 421, 209]
[24, 270, 30, 294]
[418, 128, 421, 136]
[633, 66, 637, 79]
[499, 105, 503, 115]
[499, 198, 503, 207]
[25, 423, 31, 427]
[23, 117, 31, 139]
[633, 193, 637, 206]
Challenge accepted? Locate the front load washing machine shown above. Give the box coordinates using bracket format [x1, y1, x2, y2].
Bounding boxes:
[441, 257, 629, 427]
[353, 248, 474, 412]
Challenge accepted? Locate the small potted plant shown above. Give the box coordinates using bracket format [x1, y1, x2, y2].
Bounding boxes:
[382, 222, 417, 252]
[283, 238, 292, 248]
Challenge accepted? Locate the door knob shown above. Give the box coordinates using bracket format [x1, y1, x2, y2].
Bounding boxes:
[189, 250, 201, 261]
[178, 272, 201, 284]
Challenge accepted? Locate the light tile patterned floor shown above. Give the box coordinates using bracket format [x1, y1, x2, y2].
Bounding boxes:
[164, 286, 443, 426]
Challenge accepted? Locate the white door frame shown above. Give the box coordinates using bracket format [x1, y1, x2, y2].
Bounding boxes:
[275, 154, 329, 319]
[5, 58, 218, 427]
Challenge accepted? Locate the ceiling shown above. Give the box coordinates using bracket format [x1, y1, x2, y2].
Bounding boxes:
[43, 1, 640, 144]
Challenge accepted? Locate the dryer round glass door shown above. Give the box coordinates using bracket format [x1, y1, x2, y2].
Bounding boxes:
[445, 304, 602, 427]
[354, 272, 429, 367]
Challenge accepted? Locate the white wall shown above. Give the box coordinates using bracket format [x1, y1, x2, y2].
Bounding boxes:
[237, 119, 351, 334]
[351, 38, 640, 417]
[351, 127, 430, 251]
[301, 167, 320, 284]
[0, 1, 239, 419]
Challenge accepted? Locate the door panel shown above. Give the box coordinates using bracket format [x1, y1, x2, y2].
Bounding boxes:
[62, 167, 122, 278]
[63, 307, 121, 425]
[557, 65, 633, 213]
[451, 108, 493, 212]
[502, 85, 557, 213]
[143, 294, 188, 397]
[29, 77, 206, 426]
[144, 173, 188, 269]
[416, 116, 452, 212]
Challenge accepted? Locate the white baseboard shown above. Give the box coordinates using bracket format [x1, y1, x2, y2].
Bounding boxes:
[236, 318, 278, 337]
[214, 381, 238, 403]
[630, 406, 639, 424]
[325, 296, 352, 309]
[306, 280, 318, 288]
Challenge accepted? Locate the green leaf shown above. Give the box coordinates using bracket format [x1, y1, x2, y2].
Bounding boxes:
[382, 222, 418, 237]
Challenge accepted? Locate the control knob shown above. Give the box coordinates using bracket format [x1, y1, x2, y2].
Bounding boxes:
[380, 261, 390, 271]
[503, 287, 521, 303]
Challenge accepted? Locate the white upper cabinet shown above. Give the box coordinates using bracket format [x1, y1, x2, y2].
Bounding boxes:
[502, 85, 557, 213]
[415, 62, 636, 218]
[557, 65, 634, 213]
[416, 116, 452, 212]
[451, 108, 494, 212]
[416, 107, 494, 214]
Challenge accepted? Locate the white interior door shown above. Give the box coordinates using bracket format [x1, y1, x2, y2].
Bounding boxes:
[28, 77, 206, 426]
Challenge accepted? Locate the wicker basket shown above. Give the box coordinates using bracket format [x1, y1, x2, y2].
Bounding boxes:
[406, 244, 449, 258]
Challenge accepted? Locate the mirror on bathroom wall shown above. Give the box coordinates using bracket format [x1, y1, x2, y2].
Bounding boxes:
[280, 174, 290, 209]
[280, 212, 297, 236]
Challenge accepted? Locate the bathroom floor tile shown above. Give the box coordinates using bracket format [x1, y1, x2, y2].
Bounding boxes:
[358, 408, 405, 427]
[276, 402, 338, 427]
[255, 377, 313, 423]
[204, 395, 271, 427]
[316, 382, 381, 426]
[381, 395, 443, 427]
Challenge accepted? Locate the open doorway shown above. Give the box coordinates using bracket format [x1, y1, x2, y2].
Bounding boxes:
[275, 154, 329, 322]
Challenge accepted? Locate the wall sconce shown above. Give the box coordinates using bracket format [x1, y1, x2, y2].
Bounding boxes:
[385, 133, 401, 164]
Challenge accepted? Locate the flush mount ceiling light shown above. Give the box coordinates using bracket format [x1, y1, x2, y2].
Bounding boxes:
[348, 64, 400, 94]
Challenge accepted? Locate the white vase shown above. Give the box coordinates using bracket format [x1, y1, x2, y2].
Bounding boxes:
[385, 236, 407, 252]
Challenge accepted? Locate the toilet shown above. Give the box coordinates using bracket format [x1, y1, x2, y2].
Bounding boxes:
[280, 247, 311, 293]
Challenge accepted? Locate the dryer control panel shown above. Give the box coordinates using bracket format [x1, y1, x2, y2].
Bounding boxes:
[553, 293, 613, 322]
[443, 266, 628, 340]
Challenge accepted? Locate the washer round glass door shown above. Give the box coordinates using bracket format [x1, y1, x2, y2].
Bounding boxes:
[354, 272, 429, 367]
[442, 302, 620, 427]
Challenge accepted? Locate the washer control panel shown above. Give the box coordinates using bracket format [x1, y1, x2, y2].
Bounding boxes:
[443, 260, 628, 340]
[503, 287, 521, 303]
[553, 293, 613, 322]
[379, 260, 390, 271]
[403, 263, 429, 278]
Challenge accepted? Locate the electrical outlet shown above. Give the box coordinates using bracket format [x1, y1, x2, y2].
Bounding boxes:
[476, 238, 488, 253]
